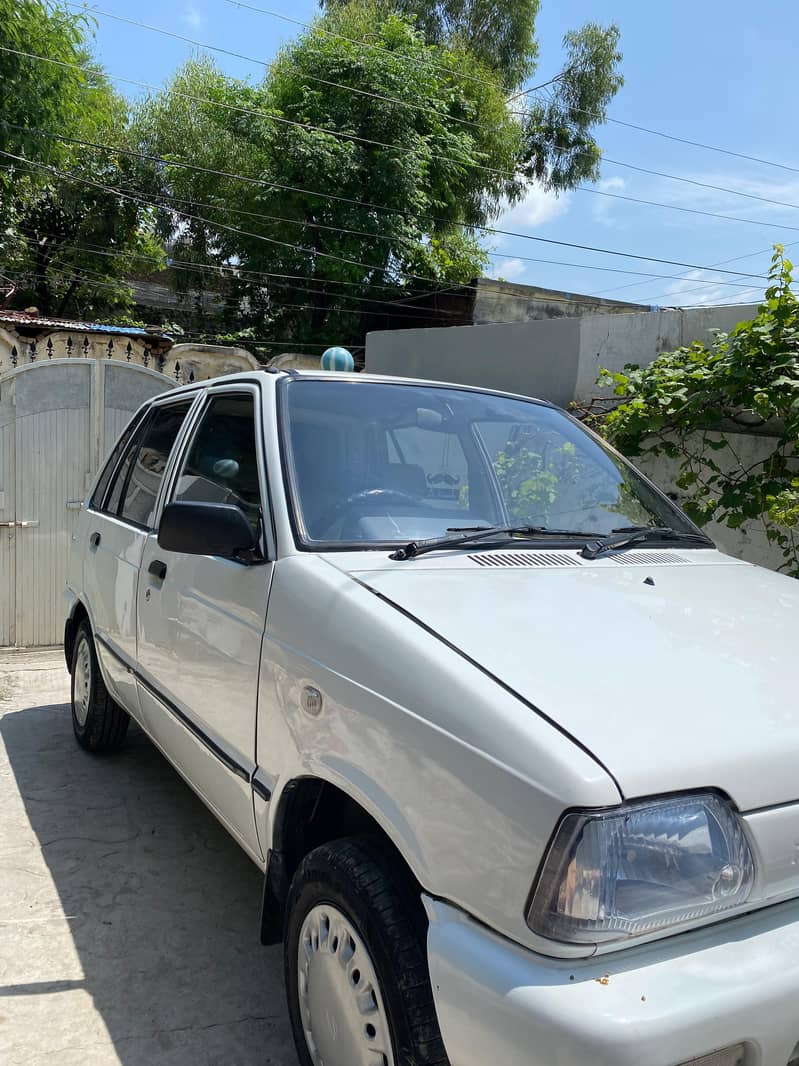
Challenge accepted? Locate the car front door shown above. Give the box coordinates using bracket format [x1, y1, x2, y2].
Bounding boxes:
[82, 396, 197, 713]
[136, 385, 273, 862]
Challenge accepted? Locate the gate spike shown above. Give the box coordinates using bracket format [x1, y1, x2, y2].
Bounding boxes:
[46, 338, 54, 359]
[11, 345, 18, 367]
[66, 336, 73, 357]
[82, 336, 89, 356]
[126, 341, 132, 361]
[143, 347, 150, 368]
[29, 340, 37, 362]
[174, 360, 181, 381]
[189, 370, 195, 383]
[106, 338, 113, 359]
[157, 352, 165, 372]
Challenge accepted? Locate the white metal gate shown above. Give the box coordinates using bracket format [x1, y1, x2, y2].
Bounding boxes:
[0, 359, 174, 647]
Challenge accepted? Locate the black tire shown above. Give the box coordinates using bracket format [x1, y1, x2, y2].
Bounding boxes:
[70, 621, 130, 752]
[284, 836, 449, 1066]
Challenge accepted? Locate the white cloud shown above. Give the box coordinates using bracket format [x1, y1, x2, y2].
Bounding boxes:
[181, 5, 204, 29]
[496, 182, 571, 236]
[592, 176, 627, 224]
[492, 257, 527, 281]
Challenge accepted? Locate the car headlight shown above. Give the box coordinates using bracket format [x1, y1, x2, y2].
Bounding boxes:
[528, 792, 755, 944]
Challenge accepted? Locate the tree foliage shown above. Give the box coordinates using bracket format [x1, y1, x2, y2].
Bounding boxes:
[322, 0, 623, 187]
[0, 0, 164, 319]
[0, 0, 622, 340]
[135, 0, 621, 346]
[598, 248, 799, 574]
[135, 3, 526, 344]
[323, 0, 541, 89]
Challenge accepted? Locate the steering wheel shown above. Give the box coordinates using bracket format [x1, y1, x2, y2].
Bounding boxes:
[315, 487, 424, 538]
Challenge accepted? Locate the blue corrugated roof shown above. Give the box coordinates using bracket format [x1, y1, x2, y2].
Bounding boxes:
[0, 311, 171, 339]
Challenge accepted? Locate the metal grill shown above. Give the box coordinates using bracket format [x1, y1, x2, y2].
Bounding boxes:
[608, 551, 688, 565]
[469, 552, 582, 568]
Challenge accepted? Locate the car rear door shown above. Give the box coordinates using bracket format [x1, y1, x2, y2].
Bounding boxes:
[136, 383, 273, 862]
[83, 396, 197, 713]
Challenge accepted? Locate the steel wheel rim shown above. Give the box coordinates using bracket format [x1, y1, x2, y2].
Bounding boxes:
[297, 903, 394, 1066]
[73, 636, 91, 728]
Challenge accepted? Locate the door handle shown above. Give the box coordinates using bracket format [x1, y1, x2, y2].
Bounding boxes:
[90, 531, 101, 548]
[148, 559, 167, 581]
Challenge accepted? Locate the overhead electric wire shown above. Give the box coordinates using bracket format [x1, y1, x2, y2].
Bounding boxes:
[6, 39, 799, 250]
[6, 149, 624, 315]
[510, 89, 799, 177]
[228, 0, 799, 182]
[590, 238, 799, 302]
[2, 125, 775, 283]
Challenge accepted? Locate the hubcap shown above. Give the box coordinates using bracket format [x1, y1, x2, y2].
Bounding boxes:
[297, 904, 394, 1066]
[73, 637, 91, 727]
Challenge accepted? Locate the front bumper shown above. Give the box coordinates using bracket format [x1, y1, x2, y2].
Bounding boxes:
[425, 896, 799, 1066]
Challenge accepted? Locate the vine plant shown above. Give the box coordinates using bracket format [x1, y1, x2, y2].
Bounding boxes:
[596, 247, 799, 574]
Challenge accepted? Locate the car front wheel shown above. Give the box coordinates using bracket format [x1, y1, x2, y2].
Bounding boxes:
[284, 837, 449, 1066]
[70, 621, 129, 752]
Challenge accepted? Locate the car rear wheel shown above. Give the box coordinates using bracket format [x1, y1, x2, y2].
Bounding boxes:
[284, 837, 450, 1066]
[70, 621, 129, 752]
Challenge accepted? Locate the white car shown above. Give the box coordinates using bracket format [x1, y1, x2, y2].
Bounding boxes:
[64, 369, 799, 1066]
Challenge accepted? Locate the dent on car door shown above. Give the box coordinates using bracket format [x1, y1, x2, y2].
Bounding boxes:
[83, 399, 195, 711]
[137, 389, 272, 862]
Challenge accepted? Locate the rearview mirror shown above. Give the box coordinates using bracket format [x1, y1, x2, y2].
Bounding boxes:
[158, 501, 258, 560]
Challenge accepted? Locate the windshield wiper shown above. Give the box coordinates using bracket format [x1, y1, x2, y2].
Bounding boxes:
[389, 525, 600, 561]
[580, 525, 713, 560]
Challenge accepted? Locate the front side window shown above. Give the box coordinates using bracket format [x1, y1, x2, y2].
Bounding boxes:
[283, 379, 699, 547]
[103, 401, 193, 528]
[172, 393, 263, 533]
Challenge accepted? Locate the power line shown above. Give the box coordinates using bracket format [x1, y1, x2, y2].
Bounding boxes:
[575, 183, 799, 234]
[512, 88, 799, 177]
[5, 149, 612, 314]
[223, 0, 498, 91]
[590, 239, 799, 301]
[7, 262, 452, 322]
[7, 41, 799, 247]
[18, 27, 795, 225]
[218, 1, 799, 185]
[67, 2, 799, 222]
[6, 227, 427, 304]
[5, 163, 763, 295]
[3, 124, 773, 281]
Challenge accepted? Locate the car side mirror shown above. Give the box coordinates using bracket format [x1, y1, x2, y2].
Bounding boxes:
[158, 501, 259, 561]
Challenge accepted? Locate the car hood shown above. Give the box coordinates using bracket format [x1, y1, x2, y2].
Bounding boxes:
[335, 549, 799, 811]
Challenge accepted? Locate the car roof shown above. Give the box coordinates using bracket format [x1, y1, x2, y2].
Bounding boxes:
[164, 367, 551, 408]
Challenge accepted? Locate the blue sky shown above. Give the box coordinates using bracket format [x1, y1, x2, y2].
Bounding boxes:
[85, 0, 799, 307]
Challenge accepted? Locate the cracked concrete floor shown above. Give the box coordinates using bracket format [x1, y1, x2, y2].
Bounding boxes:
[0, 649, 299, 1066]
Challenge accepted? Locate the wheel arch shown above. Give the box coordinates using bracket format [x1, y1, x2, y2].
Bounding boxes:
[260, 775, 425, 945]
[64, 599, 90, 673]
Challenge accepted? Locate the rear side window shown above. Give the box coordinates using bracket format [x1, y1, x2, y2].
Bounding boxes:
[171, 393, 263, 533]
[103, 401, 193, 528]
[90, 412, 145, 510]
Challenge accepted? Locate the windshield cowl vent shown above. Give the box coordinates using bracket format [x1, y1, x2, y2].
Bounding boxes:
[469, 552, 583, 568]
[609, 551, 688, 565]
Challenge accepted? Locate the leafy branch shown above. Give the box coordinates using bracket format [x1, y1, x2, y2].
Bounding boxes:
[595, 246, 799, 573]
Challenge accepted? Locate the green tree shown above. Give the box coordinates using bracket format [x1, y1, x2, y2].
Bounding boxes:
[321, 0, 623, 186]
[597, 247, 799, 574]
[0, 1, 165, 320]
[135, 4, 525, 344]
[134, 1, 621, 347]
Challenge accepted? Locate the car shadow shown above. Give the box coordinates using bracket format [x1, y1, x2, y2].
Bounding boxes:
[0, 697, 298, 1066]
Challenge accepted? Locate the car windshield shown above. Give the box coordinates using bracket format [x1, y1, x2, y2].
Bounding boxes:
[282, 379, 699, 548]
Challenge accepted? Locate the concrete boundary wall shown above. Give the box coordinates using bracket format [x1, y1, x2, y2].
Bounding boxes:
[366, 303, 759, 407]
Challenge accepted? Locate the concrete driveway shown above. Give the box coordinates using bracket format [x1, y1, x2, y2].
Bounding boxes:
[0, 649, 298, 1066]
